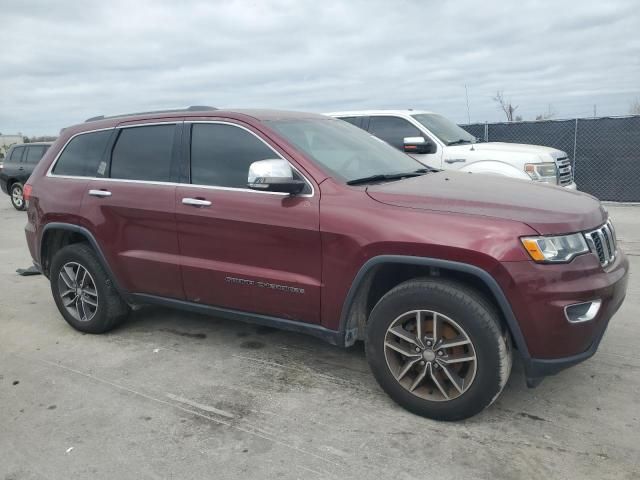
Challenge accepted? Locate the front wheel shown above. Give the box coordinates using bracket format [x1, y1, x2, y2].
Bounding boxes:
[365, 278, 512, 421]
[10, 182, 26, 211]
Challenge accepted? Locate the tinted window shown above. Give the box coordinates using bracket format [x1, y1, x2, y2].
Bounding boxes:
[190, 124, 277, 188]
[337, 117, 363, 128]
[25, 146, 47, 164]
[368, 116, 422, 149]
[110, 125, 175, 182]
[9, 146, 24, 163]
[53, 130, 112, 177]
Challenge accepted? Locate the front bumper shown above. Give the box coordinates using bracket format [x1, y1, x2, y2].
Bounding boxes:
[499, 249, 629, 384]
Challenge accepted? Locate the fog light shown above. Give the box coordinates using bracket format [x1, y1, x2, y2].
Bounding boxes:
[564, 299, 601, 323]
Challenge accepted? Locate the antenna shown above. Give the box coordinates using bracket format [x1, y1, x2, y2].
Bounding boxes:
[464, 85, 471, 124]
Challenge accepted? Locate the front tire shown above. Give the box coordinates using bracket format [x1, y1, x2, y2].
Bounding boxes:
[50, 243, 130, 334]
[365, 278, 512, 421]
[10, 182, 26, 211]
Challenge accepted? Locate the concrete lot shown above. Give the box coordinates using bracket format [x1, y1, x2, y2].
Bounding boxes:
[1, 200, 639, 480]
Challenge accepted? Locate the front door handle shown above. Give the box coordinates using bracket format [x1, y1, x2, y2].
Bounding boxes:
[182, 197, 212, 207]
[88, 189, 112, 198]
[445, 158, 466, 164]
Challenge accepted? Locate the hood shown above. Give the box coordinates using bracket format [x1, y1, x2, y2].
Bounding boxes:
[445, 142, 565, 166]
[366, 171, 605, 234]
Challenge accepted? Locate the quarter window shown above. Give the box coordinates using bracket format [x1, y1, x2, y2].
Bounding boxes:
[110, 125, 175, 182]
[368, 116, 422, 150]
[53, 130, 112, 177]
[337, 117, 363, 128]
[190, 123, 278, 188]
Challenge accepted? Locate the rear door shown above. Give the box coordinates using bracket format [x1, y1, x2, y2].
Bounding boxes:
[81, 121, 184, 299]
[23, 145, 48, 180]
[367, 115, 442, 168]
[175, 121, 322, 323]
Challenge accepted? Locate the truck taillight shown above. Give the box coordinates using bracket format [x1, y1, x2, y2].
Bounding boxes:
[24, 184, 33, 202]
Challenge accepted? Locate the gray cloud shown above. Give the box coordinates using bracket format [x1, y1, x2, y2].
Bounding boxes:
[1, 0, 639, 135]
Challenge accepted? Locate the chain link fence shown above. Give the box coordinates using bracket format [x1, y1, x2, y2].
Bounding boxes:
[460, 115, 640, 202]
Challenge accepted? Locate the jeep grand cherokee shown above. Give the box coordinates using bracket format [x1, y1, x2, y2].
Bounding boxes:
[23, 107, 628, 420]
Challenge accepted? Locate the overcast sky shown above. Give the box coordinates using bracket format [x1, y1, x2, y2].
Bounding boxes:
[1, 0, 639, 136]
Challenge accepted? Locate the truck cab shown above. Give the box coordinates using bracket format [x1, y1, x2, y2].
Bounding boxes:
[327, 110, 577, 189]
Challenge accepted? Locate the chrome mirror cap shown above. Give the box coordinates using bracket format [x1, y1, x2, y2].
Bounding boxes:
[247, 159, 305, 195]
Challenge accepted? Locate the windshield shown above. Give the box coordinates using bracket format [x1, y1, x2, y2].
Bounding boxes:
[266, 118, 425, 182]
[412, 113, 476, 145]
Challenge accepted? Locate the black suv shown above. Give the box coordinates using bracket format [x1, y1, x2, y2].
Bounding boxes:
[0, 142, 52, 210]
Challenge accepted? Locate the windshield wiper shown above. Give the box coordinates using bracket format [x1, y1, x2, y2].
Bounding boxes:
[447, 139, 473, 146]
[347, 169, 429, 186]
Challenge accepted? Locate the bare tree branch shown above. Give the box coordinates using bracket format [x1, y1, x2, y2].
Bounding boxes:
[492, 90, 518, 122]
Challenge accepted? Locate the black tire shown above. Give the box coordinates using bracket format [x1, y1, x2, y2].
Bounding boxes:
[365, 278, 512, 421]
[50, 243, 130, 334]
[10, 182, 26, 211]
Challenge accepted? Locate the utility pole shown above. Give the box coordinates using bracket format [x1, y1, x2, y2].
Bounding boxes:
[464, 85, 471, 124]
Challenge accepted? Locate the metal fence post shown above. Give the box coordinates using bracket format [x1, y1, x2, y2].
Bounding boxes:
[573, 118, 579, 175]
[484, 122, 488, 142]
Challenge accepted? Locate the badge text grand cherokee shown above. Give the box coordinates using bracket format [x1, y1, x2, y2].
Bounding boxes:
[24, 107, 629, 420]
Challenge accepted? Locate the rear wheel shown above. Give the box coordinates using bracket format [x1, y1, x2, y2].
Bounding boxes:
[10, 182, 26, 211]
[366, 278, 512, 421]
[50, 243, 130, 333]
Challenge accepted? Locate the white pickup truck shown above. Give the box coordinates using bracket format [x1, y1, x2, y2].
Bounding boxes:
[326, 110, 576, 189]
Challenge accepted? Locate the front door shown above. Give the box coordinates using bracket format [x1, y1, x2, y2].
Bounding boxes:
[175, 121, 322, 323]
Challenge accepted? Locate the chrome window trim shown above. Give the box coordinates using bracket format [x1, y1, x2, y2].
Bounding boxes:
[187, 120, 315, 198]
[46, 121, 315, 198]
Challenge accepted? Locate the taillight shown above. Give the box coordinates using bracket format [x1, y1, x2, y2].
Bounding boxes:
[23, 184, 33, 202]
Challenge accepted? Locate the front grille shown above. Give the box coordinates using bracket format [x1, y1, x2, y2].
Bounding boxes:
[585, 220, 617, 267]
[555, 156, 573, 186]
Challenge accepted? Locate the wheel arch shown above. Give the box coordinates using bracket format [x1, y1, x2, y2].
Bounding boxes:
[338, 255, 530, 359]
[40, 223, 126, 297]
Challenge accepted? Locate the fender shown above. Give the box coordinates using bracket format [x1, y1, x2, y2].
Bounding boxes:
[459, 159, 531, 181]
[337, 255, 530, 360]
[40, 222, 127, 298]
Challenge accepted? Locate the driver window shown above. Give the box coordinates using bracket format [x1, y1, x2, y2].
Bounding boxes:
[368, 116, 424, 150]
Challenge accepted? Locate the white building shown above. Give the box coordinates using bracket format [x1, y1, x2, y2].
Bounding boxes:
[0, 134, 24, 159]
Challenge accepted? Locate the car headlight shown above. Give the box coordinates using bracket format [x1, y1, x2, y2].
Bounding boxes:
[521, 233, 589, 263]
[525, 162, 557, 184]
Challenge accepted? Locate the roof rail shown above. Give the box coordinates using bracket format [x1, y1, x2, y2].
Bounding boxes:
[84, 105, 218, 123]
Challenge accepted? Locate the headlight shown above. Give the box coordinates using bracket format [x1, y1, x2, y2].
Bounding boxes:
[521, 233, 589, 263]
[525, 162, 557, 184]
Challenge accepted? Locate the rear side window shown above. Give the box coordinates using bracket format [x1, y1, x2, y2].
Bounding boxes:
[53, 130, 112, 177]
[9, 146, 24, 163]
[368, 116, 422, 150]
[110, 125, 175, 182]
[337, 117, 364, 128]
[190, 123, 276, 188]
[25, 146, 47, 164]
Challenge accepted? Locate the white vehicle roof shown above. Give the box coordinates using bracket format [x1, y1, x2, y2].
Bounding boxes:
[325, 109, 436, 117]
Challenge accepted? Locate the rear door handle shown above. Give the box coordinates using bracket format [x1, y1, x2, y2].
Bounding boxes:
[445, 158, 466, 164]
[88, 189, 112, 198]
[182, 197, 212, 207]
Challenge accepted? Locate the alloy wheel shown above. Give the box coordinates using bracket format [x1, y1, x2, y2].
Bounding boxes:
[11, 185, 24, 209]
[57, 262, 99, 322]
[383, 310, 477, 401]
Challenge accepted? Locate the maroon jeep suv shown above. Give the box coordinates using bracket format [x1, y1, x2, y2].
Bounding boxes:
[24, 106, 628, 420]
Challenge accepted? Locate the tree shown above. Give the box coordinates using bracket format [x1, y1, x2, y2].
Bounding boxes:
[630, 98, 640, 115]
[493, 90, 518, 122]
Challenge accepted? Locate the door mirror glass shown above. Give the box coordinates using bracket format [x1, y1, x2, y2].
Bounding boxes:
[403, 136, 435, 154]
[247, 159, 306, 194]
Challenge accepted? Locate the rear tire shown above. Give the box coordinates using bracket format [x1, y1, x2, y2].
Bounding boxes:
[10, 182, 26, 211]
[50, 243, 130, 333]
[365, 278, 512, 421]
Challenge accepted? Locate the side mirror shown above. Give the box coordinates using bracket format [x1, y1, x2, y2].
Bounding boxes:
[403, 136, 435, 154]
[248, 159, 306, 195]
